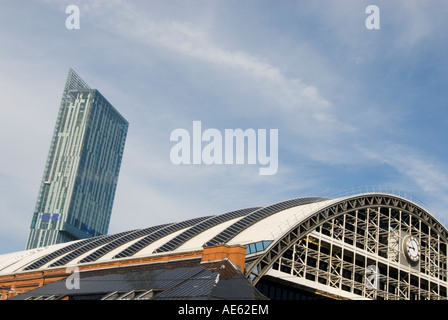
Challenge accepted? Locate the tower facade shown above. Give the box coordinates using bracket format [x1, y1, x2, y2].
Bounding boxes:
[26, 69, 128, 249]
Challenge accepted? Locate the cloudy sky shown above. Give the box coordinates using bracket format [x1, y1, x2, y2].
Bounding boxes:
[1, 0, 448, 254]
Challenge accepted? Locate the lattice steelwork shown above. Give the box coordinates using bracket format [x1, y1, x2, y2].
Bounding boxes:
[246, 194, 448, 300]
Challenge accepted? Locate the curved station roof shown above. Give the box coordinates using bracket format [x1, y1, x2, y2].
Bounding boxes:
[3, 192, 448, 300]
[2, 192, 446, 280]
[0, 197, 331, 274]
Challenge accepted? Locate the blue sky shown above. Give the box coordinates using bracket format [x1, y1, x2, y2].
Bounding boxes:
[1, 0, 448, 254]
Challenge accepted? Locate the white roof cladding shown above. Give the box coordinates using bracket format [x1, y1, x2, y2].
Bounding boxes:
[0, 193, 444, 275]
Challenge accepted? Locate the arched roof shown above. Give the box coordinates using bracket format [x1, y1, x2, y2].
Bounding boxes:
[0, 193, 446, 277]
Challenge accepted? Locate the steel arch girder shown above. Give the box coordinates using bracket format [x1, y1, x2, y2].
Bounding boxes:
[244, 193, 448, 285]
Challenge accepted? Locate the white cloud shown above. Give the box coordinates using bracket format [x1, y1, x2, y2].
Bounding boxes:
[358, 143, 448, 195]
[69, 1, 351, 135]
[2, 0, 447, 254]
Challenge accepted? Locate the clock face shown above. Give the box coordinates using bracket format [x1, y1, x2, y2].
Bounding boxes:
[403, 235, 420, 263]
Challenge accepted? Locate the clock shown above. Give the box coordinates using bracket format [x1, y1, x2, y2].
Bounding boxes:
[403, 235, 420, 263]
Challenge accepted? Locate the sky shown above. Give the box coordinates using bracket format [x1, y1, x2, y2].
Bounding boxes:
[1, 0, 448, 255]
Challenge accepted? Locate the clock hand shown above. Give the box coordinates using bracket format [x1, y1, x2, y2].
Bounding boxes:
[408, 241, 415, 254]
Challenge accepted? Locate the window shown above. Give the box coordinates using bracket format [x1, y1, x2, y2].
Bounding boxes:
[245, 240, 272, 255]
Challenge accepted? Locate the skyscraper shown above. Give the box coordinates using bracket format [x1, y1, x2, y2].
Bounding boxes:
[26, 69, 128, 249]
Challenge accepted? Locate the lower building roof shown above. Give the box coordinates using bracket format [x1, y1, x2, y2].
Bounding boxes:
[9, 258, 267, 300]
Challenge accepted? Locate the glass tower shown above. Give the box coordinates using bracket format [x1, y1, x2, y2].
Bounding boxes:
[26, 69, 128, 249]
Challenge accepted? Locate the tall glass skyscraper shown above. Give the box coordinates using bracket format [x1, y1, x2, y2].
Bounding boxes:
[26, 69, 128, 249]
